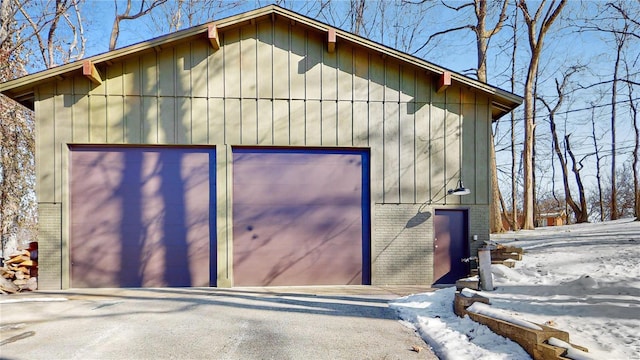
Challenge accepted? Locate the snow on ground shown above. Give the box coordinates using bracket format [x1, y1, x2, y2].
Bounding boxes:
[391, 218, 640, 360]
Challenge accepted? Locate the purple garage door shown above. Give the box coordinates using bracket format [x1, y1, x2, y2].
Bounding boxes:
[70, 146, 214, 288]
[232, 148, 370, 286]
[433, 209, 470, 284]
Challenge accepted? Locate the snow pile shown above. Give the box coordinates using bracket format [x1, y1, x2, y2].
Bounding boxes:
[547, 337, 596, 360]
[391, 287, 530, 360]
[460, 288, 479, 298]
[393, 219, 640, 360]
[466, 302, 543, 331]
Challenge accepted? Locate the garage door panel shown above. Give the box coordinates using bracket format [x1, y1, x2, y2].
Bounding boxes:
[70, 146, 214, 288]
[233, 148, 369, 286]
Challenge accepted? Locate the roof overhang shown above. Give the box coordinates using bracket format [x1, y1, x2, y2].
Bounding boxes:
[0, 5, 522, 119]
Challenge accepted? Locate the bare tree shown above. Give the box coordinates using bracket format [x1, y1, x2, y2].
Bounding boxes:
[0, 1, 36, 256]
[509, 5, 519, 231]
[624, 60, 639, 220]
[539, 67, 589, 223]
[110, 0, 168, 51]
[17, 0, 86, 69]
[517, 0, 567, 229]
[608, 22, 627, 220]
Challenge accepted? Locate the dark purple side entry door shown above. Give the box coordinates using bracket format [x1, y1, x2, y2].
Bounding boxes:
[232, 148, 370, 286]
[433, 209, 469, 284]
[70, 146, 214, 288]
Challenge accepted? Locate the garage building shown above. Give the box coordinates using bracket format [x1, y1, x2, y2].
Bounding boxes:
[0, 6, 522, 289]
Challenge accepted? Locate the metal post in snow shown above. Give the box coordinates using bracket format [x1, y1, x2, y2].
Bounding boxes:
[478, 247, 494, 291]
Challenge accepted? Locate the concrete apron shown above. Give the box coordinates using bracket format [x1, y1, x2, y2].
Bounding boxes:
[1, 286, 439, 360]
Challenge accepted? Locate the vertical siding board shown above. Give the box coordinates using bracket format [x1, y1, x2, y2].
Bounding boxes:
[289, 26, 306, 99]
[208, 98, 225, 144]
[257, 19, 274, 99]
[400, 104, 416, 203]
[400, 67, 416, 203]
[430, 99, 445, 203]
[383, 101, 400, 203]
[123, 57, 141, 96]
[241, 24, 257, 99]
[36, 90, 55, 203]
[305, 31, 322, 100]
[462, 96, 476, 205]
[177, 97, 191, 144]
[353, 48, 368, 101]
[176, 42, 192, 97]
[415, 101, 430, 203]
[224, 29, 241, 98]
[322, 40, 337, 101]
[272, 19, 290, 99]
[400, 66, 415, 103]
[445, 90, 461, 205]
[305, 100, 321, 145]
[368, 55, 384, 102]
[257, 99, 273, 144]
[352, 101, 368, 147]
[89, 94, 107, 143]
[141, 52, 158, 143]
[225, 98, 241, 144]
[54, 92, 71, 204]
[87, 65, 107, 144]
[191, 41, 209, 98]
[143, 97, 158, 143]
[337, 101, 353, 146]
[191, 97, 208, 144]
[273, 99, 289, 145]
[158, 47, 175, 97]
[107, 96, 125, 143]
[106, 62, 124, 95]
[337, 45, 353, 101]
[369, 101, 384, 203]
[384, 61, 400, 102]
[208, 36, 225, 98]
[322, 100, 338, 146]
[241, 99, 258, 144]
[159, 97, 175, 143]
[72, 76, 90, 143]
[415, 72, 432, 203]
[142, 51, 158, 96]
[289, 99, 305, 145]
[125, 96, 142, 143]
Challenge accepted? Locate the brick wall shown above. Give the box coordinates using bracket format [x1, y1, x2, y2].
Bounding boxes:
[468, 205, 490, 256]
[37, 203, 62, 290]
[372, 204, 490, 285]
[373, 204, 434, 285]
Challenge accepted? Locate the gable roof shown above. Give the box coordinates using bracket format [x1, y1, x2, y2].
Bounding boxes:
[0, 5, 522, 119]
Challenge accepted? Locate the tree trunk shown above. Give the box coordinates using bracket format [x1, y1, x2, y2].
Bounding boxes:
[610, 34, 622, 220]
[518, 0, 567, 229]
[510, 7, 519, 231]
[489, 129, 505, 233]
[591, 109, 605, 222]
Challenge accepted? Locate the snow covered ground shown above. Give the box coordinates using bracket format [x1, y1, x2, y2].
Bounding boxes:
[391, 218, 640, 360]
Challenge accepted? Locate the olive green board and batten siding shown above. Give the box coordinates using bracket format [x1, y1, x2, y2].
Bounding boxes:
[33, 16, 492, 287]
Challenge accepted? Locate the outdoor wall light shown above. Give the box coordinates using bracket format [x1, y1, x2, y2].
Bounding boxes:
[447, 179, 471, 196]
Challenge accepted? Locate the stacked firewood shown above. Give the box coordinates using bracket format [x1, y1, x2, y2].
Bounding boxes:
[490, 244, 524, 267]
[1, 247, 38, 294]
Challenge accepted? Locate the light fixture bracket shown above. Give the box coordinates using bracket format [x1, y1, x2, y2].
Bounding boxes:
[447, 179, 471, 196]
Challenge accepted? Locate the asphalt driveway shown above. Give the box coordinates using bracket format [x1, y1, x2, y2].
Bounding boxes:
[0, 286, 438, 360]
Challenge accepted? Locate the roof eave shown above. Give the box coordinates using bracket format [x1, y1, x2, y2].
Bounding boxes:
[0, 4, 523, 115]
